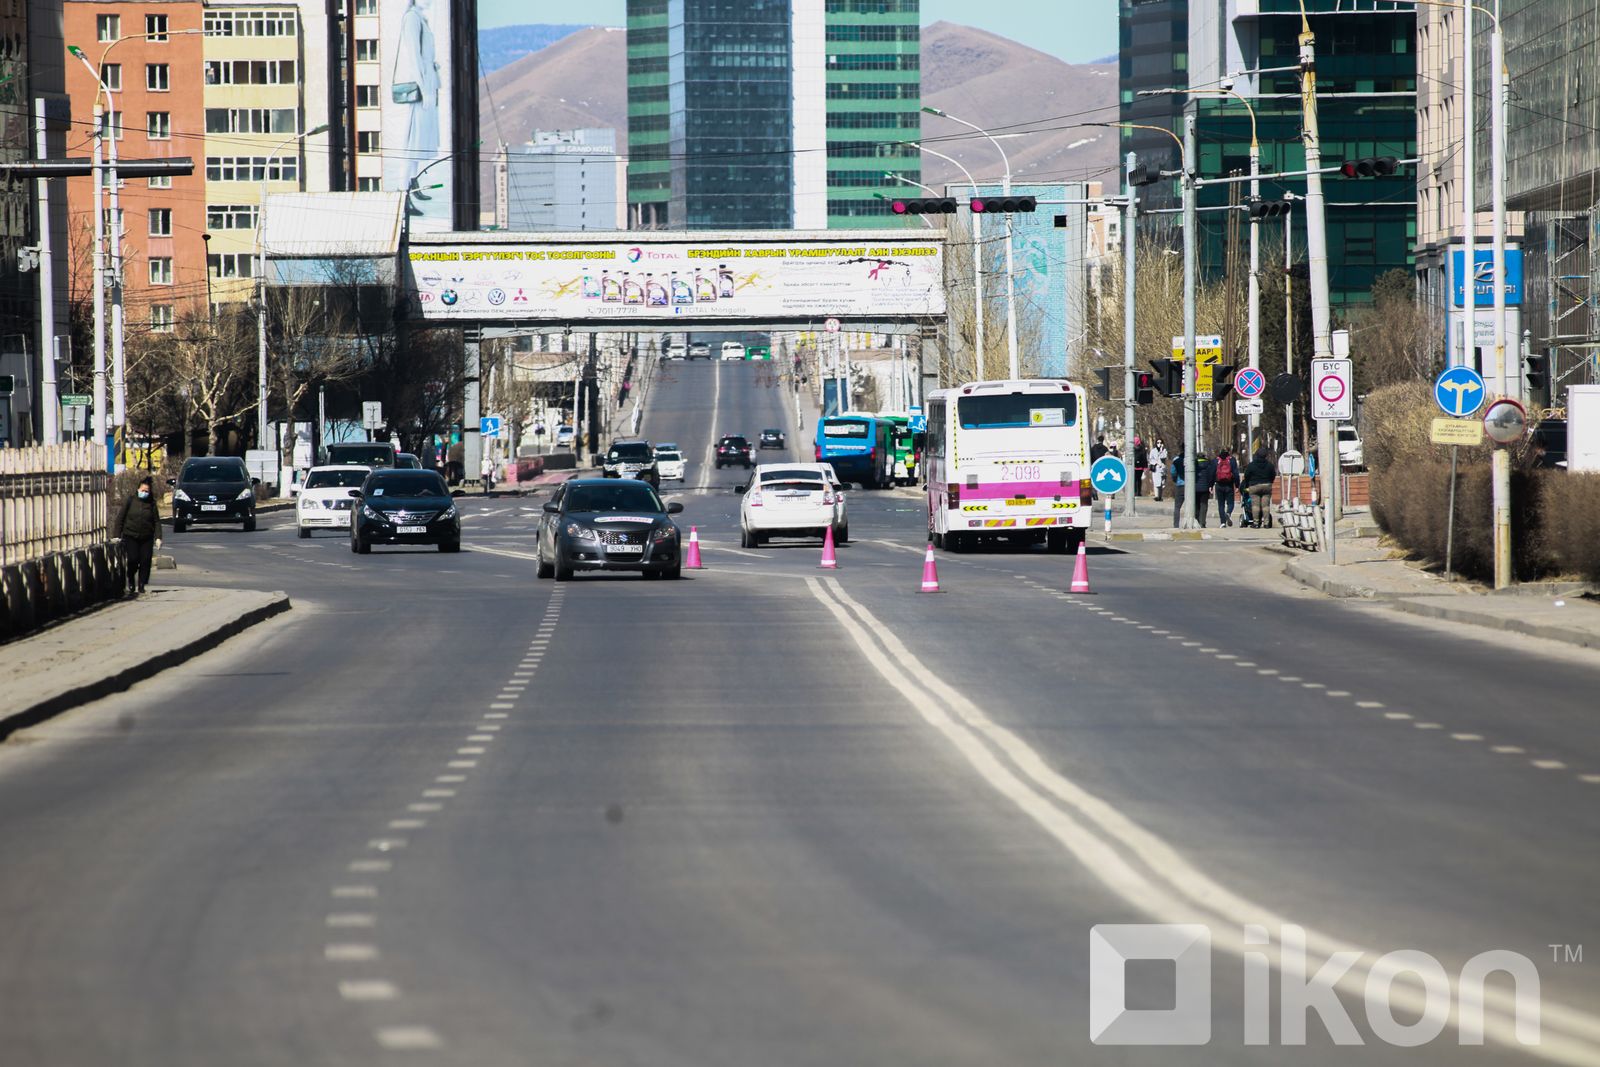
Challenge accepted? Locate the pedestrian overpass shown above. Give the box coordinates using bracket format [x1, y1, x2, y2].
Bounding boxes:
[263, 198, 948, 472]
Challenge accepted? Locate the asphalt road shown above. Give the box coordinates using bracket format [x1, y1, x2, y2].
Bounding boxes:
[0, 359, 1596, 1066]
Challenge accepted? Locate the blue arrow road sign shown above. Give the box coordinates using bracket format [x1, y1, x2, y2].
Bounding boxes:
[1434, 366, 1486, 418]
[1090, 455, 1129, 493]
[1234, 367, 1266, 399]
[480, 416, 503, 439]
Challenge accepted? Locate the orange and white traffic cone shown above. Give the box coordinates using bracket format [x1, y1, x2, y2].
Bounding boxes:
[1069, 540, 1092, 593]
[819, 525, 839, 569]
[685, 526, 704, 569]
[919, 541, 942, 592]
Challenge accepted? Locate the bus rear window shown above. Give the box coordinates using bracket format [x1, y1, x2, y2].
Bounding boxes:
[958, 394, 1077, 429]
[825, 421, 871, 438]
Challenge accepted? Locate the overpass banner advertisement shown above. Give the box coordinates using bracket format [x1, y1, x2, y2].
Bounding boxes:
[404, 239, 945, 321]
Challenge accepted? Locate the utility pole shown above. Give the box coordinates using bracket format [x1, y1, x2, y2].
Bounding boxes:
[1181, 114, 1198, 530]
[1490, 5, 1512, 589]
[90, 100, 107, 459]
[34, 97, 59, 444]
[1247, 121, 1261, 454]
[1122, 151, 1138, 517]
[584, 332, 600, 462]
[1297, 14, 1337, 562]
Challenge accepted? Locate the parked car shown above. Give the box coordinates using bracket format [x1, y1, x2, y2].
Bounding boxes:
[555, 425, 576, 449]
[169, 456, 258, 533]
[715, 434, 753, 469]
[349, 469, 464, 554]
[758, 429, 786, 450]
[535, 478, 685, 580]
[296, 465, 370, 537]
[603, 439, 661, 487]
[1336, 424, 1364, 469]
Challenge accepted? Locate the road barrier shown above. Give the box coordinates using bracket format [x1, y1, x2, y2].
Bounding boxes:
[1, 442, 127, 641]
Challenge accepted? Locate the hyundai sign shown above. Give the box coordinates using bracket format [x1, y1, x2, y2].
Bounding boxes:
[1451, 248, 1523, 307]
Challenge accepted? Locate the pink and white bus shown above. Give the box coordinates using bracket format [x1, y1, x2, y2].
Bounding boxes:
[924, 378, 1092, 553]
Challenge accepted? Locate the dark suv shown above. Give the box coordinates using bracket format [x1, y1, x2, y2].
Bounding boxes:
[758, 429, 786, 450]
[602, 439, 661, 487]
[170, 457, 258, 532]
[715, 435, 753, 469]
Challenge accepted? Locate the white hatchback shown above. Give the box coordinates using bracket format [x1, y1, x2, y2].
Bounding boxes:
[296, 464, 370, 537]
[738, 463, 846, 547]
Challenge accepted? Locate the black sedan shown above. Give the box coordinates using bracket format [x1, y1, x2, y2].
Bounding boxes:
[350, 469, 464, 553]
[536, 478, 684, 580]
[758, 428, 786, 450]
[169, 456, 258, 532]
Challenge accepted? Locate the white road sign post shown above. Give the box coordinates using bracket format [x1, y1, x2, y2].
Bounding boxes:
[1309, 358, 1352, 563]
[362, 401, 383, 435]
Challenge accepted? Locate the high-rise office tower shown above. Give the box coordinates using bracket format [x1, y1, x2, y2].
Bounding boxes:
[626, 0, 921, 231]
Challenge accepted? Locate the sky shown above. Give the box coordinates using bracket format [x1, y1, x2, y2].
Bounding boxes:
[475, 1, 1118, 65]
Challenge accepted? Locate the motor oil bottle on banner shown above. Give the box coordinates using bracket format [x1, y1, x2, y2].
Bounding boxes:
[718, 264, 735, 299]
[695, 268, 718, 303]
[623, 272, 645, 305]
[601, 270, 621, 303]
[645, 272, 668, 307]
[671, 271, 694, 305]
[582, 271, 601, 299]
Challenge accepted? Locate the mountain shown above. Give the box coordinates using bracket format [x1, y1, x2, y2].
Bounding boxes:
[475, 21, 1120, 199]
[478, 24, 589, 76]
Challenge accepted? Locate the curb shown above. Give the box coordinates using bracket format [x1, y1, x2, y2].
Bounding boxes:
[1282, 558, 1387, 599]
[1390, 598, 1600, 651]
[0, 592, 292, 741]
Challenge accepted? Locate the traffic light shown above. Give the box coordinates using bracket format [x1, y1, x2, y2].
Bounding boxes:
[1149, 358, 1182, 397]
[1248, 198, 1291, 219]
[1211, 365, 1238, 402]
[892, 197, 958, 216]
[1525, 353, 1548, 391]
[1135, 370, 1155, 405]
[1094, 366, 1113, 400]
[0, 374, 14, 397]
[1339, 156, 1398, 178]
[1128, 163, 1161, 187]
[970, 196, 1037, 214]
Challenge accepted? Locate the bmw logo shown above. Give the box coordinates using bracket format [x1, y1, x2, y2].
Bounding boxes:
[441, 290, 458, 306]
[488, 288, 507, 305]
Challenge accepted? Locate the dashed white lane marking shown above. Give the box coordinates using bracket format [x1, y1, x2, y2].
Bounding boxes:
[1452, 733, 1484, 742]
[1278, 676, 1302, 682]
[1257, 669, 1279, 675]
[489, 703, 514, 710]
[1491, 745, 1526, 754]
[467, 734, 495, 742]
[1199, 647, 1219, 654]
[423, 789, 455, 798]
[457, 747, 486, 756]
[368, 838, 407, 851]
[1581, 775, 1600, 784]
[1356, 701, 1385, 709]
[1301, 682, 1325, 690]
[448, 760, 477, 769]
[408, 803, 443, 813]
[1181, 641, 1201, 647]
[1414, 723, 1443, 730]
[436, 774, 467, 782]
[375, 1027, 443, 1051]
[482, 713, 508, 720]
[347, 860, 391, 873]
[327, 913, 375, 928]
[1325, 690, 1352, 697]
[477, 724, 501, 731]
[1383, 712, 1413, 720]
[389, 819, 427, 830]
[1531, 759, 1568, 770]
[325, 943, 380, 962]
[1214, 654, 1237, 660]
[1233, 661, 1256, 667]
[338, 980, 399, 1002]
[1151, 629, 1171, 635]
[332, 886, 378, 899]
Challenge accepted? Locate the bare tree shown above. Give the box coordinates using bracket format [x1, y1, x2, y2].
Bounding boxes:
[267, 286, 365, 469]
[144, 305, 259, 454]
[1345, 269, 1443, 389]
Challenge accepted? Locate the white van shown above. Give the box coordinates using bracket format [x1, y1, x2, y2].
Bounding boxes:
[720, 341, 747, 361]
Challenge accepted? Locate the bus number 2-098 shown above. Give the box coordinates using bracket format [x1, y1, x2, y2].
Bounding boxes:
[1003, 465, 1041, 481]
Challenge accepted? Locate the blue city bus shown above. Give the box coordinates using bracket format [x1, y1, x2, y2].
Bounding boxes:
[815, 415, 893, 489]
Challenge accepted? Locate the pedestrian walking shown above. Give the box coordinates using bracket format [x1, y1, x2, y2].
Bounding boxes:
[114, 475, 161, 596]
[1241, 449, 1277, 528]
[481, 452, 496, 494]
[1192, 451, 1216, 528]
[1169, 450, 1185, 527]
[1212, 447, 1240, 527]
[1150, 438, 1169, 502]
[1133, 437, 1149, 497]
[1090, 434, 1109, 464]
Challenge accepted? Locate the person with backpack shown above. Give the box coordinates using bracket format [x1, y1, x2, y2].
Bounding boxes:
[1241, 449, 1277, 528]
[1212, 448, 1240, 527]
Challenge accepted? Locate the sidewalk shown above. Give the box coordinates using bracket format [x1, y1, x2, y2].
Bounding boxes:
[0, 586, 291, 737]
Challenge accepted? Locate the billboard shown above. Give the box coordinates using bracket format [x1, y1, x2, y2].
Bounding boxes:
[1451, 247, 1524, 307]
[383, 0, 454, 232]
[405, 238, 946, 321]
[973, 183, 1086, 378]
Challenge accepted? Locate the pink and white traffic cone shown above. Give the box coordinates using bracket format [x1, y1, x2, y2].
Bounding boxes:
[919, 542, 942, 593]
[819, 524, 838, 569]
[685, 526, 704, 569]
[1069, 541, 1092, 594]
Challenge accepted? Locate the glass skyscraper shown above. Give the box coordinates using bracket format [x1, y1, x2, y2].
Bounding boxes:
[626, 0, 921, 231]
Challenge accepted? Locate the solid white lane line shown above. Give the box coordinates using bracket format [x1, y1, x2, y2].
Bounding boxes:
[807, 576, 1600, 1062]
[338, 980, 398, 1001]
[375, 1027, 443, 1051]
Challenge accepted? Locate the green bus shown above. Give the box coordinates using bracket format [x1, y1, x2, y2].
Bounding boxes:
[874, 412, 917, 486]
[748, 345, 772, 361]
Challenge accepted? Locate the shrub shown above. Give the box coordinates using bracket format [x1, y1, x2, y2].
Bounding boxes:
[1361, 381, 1478, 474]
[1371, 459, 1546, 581]
[1535, 472, 1600, 581]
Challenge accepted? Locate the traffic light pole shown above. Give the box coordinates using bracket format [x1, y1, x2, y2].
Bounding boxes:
[1181, 114, 1198, 531]
[1122, 152, 1138, 517]
[1247, 138, 1261, 455]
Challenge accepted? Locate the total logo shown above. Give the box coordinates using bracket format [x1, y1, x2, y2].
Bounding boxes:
[627, 247, 643, 263]
[487, 288, 507, 306]
[440, 289, 458, 306]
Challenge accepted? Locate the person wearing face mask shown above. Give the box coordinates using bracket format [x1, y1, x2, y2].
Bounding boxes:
[115, 475, 162, 595]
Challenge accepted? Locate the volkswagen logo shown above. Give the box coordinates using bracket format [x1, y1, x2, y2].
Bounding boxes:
[487, 288, 507, 306]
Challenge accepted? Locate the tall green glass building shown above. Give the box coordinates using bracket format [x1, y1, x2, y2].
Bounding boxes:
[625, 0, 921, 230]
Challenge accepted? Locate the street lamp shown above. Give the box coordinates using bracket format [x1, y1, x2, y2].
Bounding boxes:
[923, 106, 1021, 380]
[912, 141, 985, 378]
[257, 123, 331, 453]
